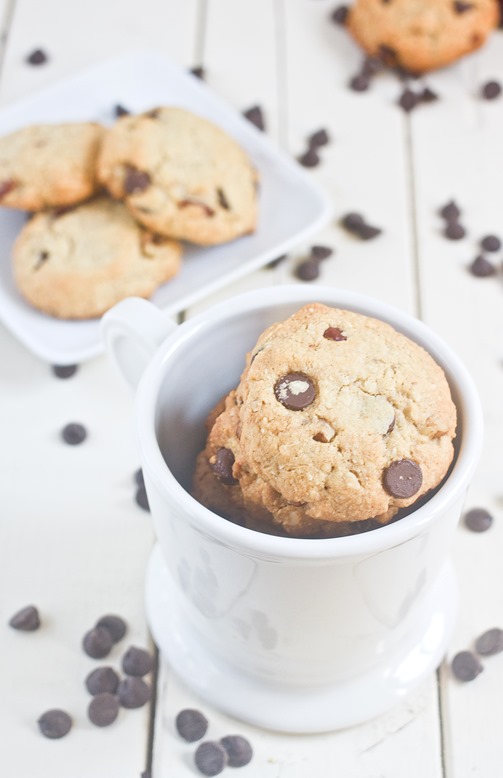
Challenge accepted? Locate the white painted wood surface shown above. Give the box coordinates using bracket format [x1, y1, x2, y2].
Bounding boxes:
[1, 1, 502, 776]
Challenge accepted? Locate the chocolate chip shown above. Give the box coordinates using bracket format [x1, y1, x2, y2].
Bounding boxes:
[124, 166, 151, 195]
[475, 628, 503, 656]
[295, 259, 320, 281]
[216, 187, 230, 210]
[383, 459, 423, 499]
[439, 200, 461, 221]
[96, 614, 127, 643]
[38, 709, 72, 739]
[420, 86, 439, 103]
[398, 88, 419, 112]
[358, 223, 382, 240]
[444, 221, 466, 240]
[242, 105, 265, 131]
[323, 326, 347, 341]
[135, 486, 150, 511]
[61, 422, 87, 445]
[117, 677, 151, 708]
[9, 605, 40, 631]
[26, 48, 48, 66]
[274, 373, 316, 411]
[211, 448, 238, 486]
[469, 255, 496, 277]
[114, 104, 130, 117]
[194, 742, 228, 777]
[134, 468, 145, 488]
[311, 244, 333, 259]
[451, 650, 483, 681]
[175, 709, 209, 742]
[308, 129, 330, 148]
[331, 5, 349, 24]
[480, 234, 501, 252]
[51, 364, 78, 379]
[0, 179, 16, 199]
[464, 507, 493, 532]
[190, 65, 206, 80]
[220, 735, 253, 768]
[341, 212, 365, 230]
[454, 1, 474, 12]
[88, 693, 119, 727]
[122, 646, 153, 677]
[481, 80, 502, 100]
[362, 56, 383, 77]
[85, 666, 120, 695]
[349, 73, 370, 92]
[297, 148, 320, 168]
[83, 626, 113, 659]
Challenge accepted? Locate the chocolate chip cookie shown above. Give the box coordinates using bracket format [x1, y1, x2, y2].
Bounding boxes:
[193, 303, 457, 538]
[97, 107, 258, 245]
[0, 122, 104, 210]
[347, 0, 499, 74]
[13, 197, 182, 319]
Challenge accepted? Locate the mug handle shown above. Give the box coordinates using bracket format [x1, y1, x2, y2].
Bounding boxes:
[100, 297, 178, 390]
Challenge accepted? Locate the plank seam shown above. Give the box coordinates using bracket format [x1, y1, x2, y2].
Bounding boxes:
[0, 0, 16, 85]
[404, 116, 423, 320]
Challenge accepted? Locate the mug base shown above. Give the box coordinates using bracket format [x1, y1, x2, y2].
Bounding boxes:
[145, 543, 457, 733]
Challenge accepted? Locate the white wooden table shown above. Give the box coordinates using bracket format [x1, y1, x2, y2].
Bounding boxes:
[1, 2, 502, 775]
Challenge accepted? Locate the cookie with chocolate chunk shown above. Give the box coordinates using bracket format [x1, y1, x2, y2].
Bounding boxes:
[0, 122, 104, 210]
[347, 0, 499, 74]
[193, 304, 457, 538]
[13, 196, 181, 319]
[97, 107, 258, 246]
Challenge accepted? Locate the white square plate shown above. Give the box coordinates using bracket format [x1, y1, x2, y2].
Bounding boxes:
[0, 50, 332, 364]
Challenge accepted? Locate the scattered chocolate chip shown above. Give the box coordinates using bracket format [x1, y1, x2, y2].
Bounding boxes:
[323, 326, 347, 341]
[211, 448, 238, 486]
[194, 742, 228, 777]
[341, 212, 365, 230]
[475, 628, 503, 656]
[439, 200, 461, 221]
[361, 56, 383, 77]
[61, 422, 87, 445]
[175, 709, 209, 742]
[179, 198, 215, 217]
[451, 650, 483, 682]
[331, 5, 349, 25]
[444, 221, 466, 240]
[481, 80, 502, 100]
[38, 709, 72, 739]
[398, 88, 419, 112]
[420, 86, 439, 103]
[480, 234, 501, 252]
[96, 614, 127, 643]
[117, 677, 151, 709]
[297, 148, 320, 168]
[114, 104, 130, 117]
[216, 187, 230, 210]
[308, 128, 330, 148]
[311, 244, 333, 259]
[454, 1, 474, 12]
[295, 258, 320, 281]
[134, 468, 145, 488]
[88, 693, 119, 727]
[358, 223, 382, 240]
[85, 666, 120, 695]
[242, 105, 265, 132]
[122, 646, 153, 677]
[124, 166, 151, 195]
[383, 459, 423, 499]
[274, 373, 316, 411]
[51, 364, 78, 379]
[469, 255, 496, 277]
[9, 605, 40, 631]
[83, 626, 113, 659]
[220, 735, 253, 768]
[26, 48, 48, 66]
[0, 179, 16, 199]
[190, 65, 206, 80]
[464, 507, 493, 532]
[135, 486, 150, 511]
[349, 73, 370, 92]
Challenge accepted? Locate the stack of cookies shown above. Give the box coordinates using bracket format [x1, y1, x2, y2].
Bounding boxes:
[0, 107, 258, 319]
[193, 303, 457, 538]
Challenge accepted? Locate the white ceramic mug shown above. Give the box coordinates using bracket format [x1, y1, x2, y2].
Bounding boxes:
[101, 285, 483, 733]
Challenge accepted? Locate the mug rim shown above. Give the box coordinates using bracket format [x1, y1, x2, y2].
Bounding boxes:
[137, 285, 483, 560]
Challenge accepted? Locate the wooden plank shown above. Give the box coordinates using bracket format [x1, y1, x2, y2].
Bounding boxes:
[410, 30, 503, 778]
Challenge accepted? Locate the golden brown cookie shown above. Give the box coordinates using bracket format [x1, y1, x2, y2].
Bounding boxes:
[193, 304, 457, 538]
[97, 107, 258, 246]
[0, 122, 104, 210]
[13, 197, 182, 319]
[347, 0, 499, 74]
